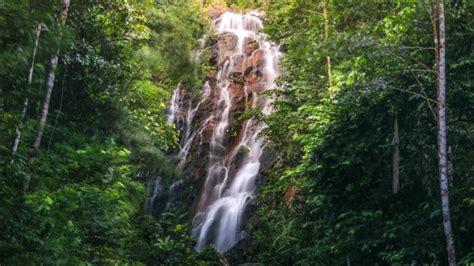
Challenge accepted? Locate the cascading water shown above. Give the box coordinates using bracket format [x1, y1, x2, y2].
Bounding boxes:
[167, 82, 183, 127]
[193, 11, 280, 252]
[145, 176, 162, 211]
[159, 10, 281, 253]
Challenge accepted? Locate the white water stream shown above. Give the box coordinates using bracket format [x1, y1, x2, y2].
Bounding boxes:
[192, 11, 280, 252]
[161, 11, 281, 253]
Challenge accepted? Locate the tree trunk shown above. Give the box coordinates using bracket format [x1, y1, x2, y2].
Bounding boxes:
[31, 0, 70, 153]
[47, 66, 67, 152]
[392, 114, 400, 194]
[436, 1, 456, 265]
[24, 0, 70, 194]
[323, 0, 333, 94]
[11, 23, 42, 158]
[430, 4, 440, 82]
[32, 55, 59, 151]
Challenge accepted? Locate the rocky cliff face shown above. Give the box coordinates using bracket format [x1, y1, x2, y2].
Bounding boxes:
[157, 11, 281, 253]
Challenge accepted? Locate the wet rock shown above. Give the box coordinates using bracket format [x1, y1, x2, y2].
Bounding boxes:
[248, 49, 266, 69]
[279, 42, 288, 53]
[230, 95, 246, 113]
[207, 69, 217, 79]
[242, 49, 267, 93]
[230, 54, 245, 74]
[228, 82, 245, 98]
[230, 54, 245, 84]
[233, 145, 250, 167]
[230, 72, 245, 84]
[243, 37, 260, 56]
[201, 123, 216, 144]
[245, 70, 266, 93]
[210, 42, 219, 65]
[218, 32, 238, 65]
[259, 146, 278, 174]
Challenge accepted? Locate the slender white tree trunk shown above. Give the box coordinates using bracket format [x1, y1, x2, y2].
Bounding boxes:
[323, 0, 333, 94]
[436, 1, 456, 265]
[24, 0, 70, 194]
[12, 23, 42, 158]
[32, 55, 59, 151]
[32, 0, 70, 153]
[47, 66, 67, 152]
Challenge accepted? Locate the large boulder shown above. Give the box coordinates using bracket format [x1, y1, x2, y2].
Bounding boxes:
[228, 82, 245, 99]
[229, 54, 245, 84]
[218, 32, 238, 65]
[259, 146, 278, 174]
[243, 37, 260, 56]
[243, 49, 267, 93]
[245, 69, 265, 93]
[245, 49, 266, 70]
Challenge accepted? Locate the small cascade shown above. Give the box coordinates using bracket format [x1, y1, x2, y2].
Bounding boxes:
[167, 82, 184, 129]
[159, 10, 281, 253]
[177, 82, 212, 169]
[145, 177, 162, 211]
[164, 179, 184, 211]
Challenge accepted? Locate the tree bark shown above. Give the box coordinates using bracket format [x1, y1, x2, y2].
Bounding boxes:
[436, 1, 456, 265]
[392, 114, 400, 194]
[47, 66, 67, 152]
[32, 55, 59, 151]
[32, 0, 70, 153]
[24, 0, 71, 194]
[430, 3, 440, 98]
[11, 23, 42, 158]
[323, 0, 333, 94]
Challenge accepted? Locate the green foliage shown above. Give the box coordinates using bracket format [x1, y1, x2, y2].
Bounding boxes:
[145, 1, 209, 89]
[1, 0, 473, 264]
[121, 80, 178, 151]
[225, 0, 267, 10]
[0, 0, 219, 264]
[240, 0, 474, 265]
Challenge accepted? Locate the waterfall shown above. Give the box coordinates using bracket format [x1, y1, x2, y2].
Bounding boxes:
[160, 10, 281, 253]
[145, 177, 162, 211]
[193, 11, 280, 252]
[167, 82, 183, 127]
